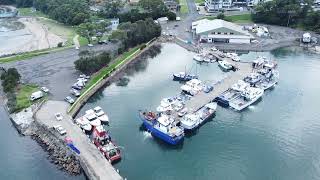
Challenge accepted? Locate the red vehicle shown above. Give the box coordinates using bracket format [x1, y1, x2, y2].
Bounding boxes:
[93, 126, 121, 163]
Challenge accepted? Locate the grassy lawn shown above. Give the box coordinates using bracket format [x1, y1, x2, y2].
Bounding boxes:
[202, 14, 252, 23]
[83, 45, 142, 91]
[15, 84, 39, 112]
[180, 0, 189, 14]
[224, 14, 252, 23]
[18, 8, 48, 17]
[195, 0, 205, 4]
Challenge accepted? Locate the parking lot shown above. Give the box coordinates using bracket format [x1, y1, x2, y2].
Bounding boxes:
[1, 43, 118, 101]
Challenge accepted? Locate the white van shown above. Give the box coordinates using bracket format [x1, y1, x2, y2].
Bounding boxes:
[30, 91, 44, 101]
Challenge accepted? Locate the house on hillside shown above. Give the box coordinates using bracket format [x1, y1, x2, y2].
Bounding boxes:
[164, 0, 179, 12]
[109, 18, 119, 31]
[205, 0, 232, 12]
[192, 19, 254, 44]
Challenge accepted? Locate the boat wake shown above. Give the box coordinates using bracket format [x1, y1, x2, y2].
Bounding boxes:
[143, 131, 152, 140]
[248, 105, 255, 110]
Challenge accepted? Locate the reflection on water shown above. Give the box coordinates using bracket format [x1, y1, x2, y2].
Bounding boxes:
[80, 44, 320, 180]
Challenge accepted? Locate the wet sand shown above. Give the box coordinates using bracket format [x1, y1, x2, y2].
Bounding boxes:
[0, 17, 64, 56]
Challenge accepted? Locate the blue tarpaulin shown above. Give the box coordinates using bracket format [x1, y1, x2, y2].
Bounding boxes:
[67, 143, 80, 154]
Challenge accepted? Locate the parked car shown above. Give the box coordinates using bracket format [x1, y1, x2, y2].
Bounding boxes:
[55, 113, 63, 121]
[72, 84, 82, 90]
[40, 86, 49, 93]
[53, 125, 67, 135]
[70, 89, 81, 97]
[88, 44, 94, 47]
[77, 77, 88, 83]
[65, 96, 75, 104]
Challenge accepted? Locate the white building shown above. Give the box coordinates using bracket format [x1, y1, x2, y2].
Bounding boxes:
[192, 19, 254, 44]
[205, 0, 232, 12]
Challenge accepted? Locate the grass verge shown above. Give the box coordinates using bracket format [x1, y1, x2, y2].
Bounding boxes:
[15, 84, 38, 112]
[180, 0, 189, 14]
[224, 14, 252, 23]
[0, 46, 71, 64]
[202, 13, 252, 23]
[195, 0, 205, 4]
[68, 42, 151, 113]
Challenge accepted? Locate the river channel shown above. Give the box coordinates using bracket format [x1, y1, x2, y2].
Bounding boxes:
[77, 43, 320, 180]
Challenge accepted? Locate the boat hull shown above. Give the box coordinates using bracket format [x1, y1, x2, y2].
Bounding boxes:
[140, 116, 184, 145]
[229, 93, 263, 111]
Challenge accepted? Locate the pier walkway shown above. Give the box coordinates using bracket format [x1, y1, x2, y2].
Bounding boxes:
[36, 101, 122, 180]
[184, 54, 252, 113]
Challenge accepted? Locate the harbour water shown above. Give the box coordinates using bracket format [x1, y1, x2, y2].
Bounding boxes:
[0, 106, 86, 180]
[79, 43, 320, 180]
[1, 43, 320, 180]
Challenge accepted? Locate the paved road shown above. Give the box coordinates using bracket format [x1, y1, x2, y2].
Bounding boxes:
[1, 43, 119, 101]
[36, 101, 122, 180]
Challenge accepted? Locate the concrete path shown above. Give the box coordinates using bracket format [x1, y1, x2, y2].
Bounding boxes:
[73, 35, 80, 48]
[36, 101, 122, 180]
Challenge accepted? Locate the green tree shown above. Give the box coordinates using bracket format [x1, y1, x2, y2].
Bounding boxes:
[217, 13, 225, 20]
[166, 11, 177, 21]
[102, 0, 124, 18]
[76, 22, 96, 44]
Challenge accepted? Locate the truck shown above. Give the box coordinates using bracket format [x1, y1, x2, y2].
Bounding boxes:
[30, 91, 44, 101]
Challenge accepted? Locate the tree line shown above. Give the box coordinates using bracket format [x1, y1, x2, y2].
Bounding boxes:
[75, 51, 112, 74]
[252, 0, 320, 32]
[0, 68, 21, 113]
[100, 0, 177, 23]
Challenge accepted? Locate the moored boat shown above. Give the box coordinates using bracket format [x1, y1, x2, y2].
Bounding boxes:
[93, 125, 121, 163]
[75, 116, 92, 132]
[173, 72, 198, 81]
[229, 87, 264, 111]
[139, 111, 184, 145]
[180, 102, 217, 130]
[181, 79, 203, 96]
[193, 54, 203, 62]
[93, 106, 109, 123]
[218, 60, 233, 71]
[85, 109, 101, 126]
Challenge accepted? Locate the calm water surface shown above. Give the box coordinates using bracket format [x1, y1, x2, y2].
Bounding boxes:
[0, 106, 87, 180]
[79, 44, 320, 180]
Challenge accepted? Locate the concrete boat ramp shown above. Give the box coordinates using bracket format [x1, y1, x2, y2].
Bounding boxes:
[36, 101, 122, 180]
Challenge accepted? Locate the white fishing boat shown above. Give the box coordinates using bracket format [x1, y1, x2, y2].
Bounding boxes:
[178, 108, 188, 117]
[180, 114, 200, 130]
[232, 55, 240, 62]
[85, 109, 101, 126]
[229, 87, 264, 111]
[218, 60, 233, 71]
[196, 102, 217, 120]
[231, 80, 250, 92]
[93, 106, 109, 123]
[193, 54, 203, 62]
[181, 79, 203, 96]
[75, 116, 92, 132]
[181, 102, 217, 130]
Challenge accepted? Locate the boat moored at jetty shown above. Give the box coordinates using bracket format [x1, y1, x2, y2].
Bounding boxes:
[193, 54, 203, 62]
[93, 106, 109, 124]
[85, 109, 101, 127]
[75, 116, 92, 132]
[139, 111, 184, 145]
[180, 102, 217, 130]
[218, 60, 233, 71]
[229, 87, 264, 111]
[181, 79, 203, 96]
[93, 125, 121, 163]
[215, 80, 249, 107]
[244, 73, 264, 86]
[173, 72, 198, 81]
